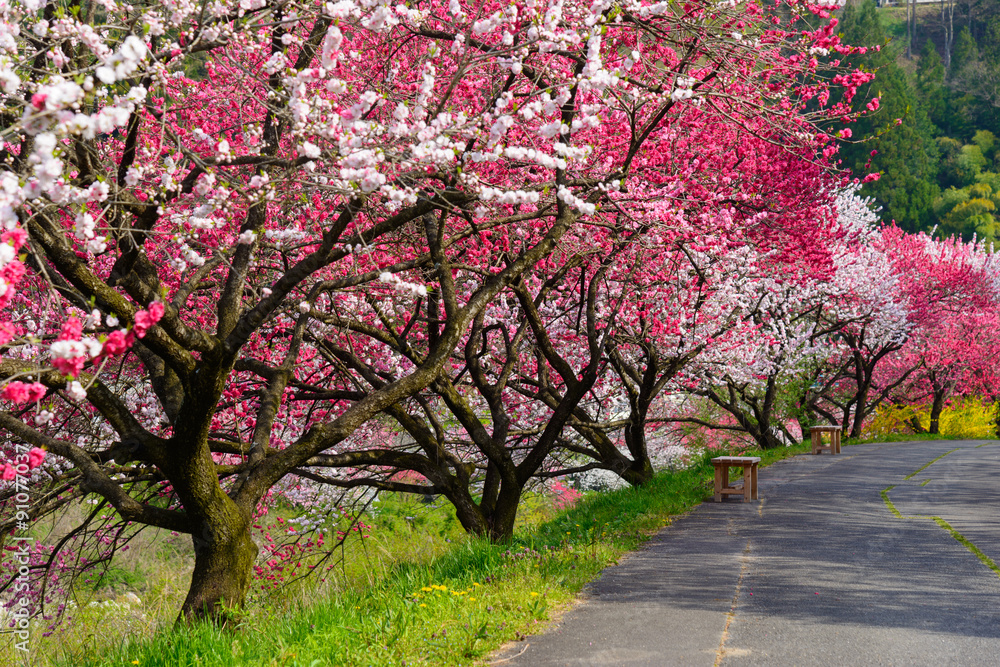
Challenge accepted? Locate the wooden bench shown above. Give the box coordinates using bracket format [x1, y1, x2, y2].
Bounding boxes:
[711, 456, 761, 502]
[810, 426, 842, 455]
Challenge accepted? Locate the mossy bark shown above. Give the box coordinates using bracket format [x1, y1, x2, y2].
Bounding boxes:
[180, 514, 257, 623]
[446, 465, 522, 543]
[620, 458, 655, 486]
[929, 387, 947, 435]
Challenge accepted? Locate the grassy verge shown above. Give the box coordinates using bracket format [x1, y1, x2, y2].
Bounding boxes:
[48, 435, 933, 667]
[66, 468, 708, 666]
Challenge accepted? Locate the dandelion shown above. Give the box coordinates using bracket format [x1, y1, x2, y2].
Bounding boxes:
[529, 592, 539, 597]
[419, 603, 427, 608]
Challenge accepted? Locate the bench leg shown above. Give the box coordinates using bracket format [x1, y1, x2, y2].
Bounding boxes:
[714, 464, 723, 502]
[811, 431, 821, 454]
[834, 431, 841, 454]
[743, 465, 751, 502]
[751, 464, 758, 500]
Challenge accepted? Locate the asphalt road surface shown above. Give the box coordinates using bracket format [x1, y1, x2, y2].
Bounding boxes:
[492, 440, 1000, 666]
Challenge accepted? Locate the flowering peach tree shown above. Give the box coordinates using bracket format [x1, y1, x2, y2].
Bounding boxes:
[871, 231, 1000, 434]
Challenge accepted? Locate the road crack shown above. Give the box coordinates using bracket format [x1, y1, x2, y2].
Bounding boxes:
[882, 449, 1000, 578]
[715, 538, 752, 666]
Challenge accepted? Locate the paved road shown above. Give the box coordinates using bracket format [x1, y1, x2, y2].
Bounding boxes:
[492, 440, 1000, 666]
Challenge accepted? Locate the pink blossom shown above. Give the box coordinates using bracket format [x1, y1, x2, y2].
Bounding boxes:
[1, 464, 14, 481]
[0, 323, 15, 345]
[59, 317, 82, 341]
[27, 447, 46, 468]
[1, 381, 46, 403]
[52, 357, 85, 377]
[102, 329, 130, 356]
[1, 229, 27, 249]
[2, 261, 25, 284]
[133, 302, 164, 339]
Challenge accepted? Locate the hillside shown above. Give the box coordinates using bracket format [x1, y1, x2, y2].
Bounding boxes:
[835, 0, 1000, 238]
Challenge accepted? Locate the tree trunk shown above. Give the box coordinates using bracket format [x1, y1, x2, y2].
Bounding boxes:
[757, 425, 784, 450]
[445, 474, 521, 543]
[906, 0, 912, 59]
[448, 486, 491, 536]
[849, 396, 867, 438]
[486, 485, 522, 542]
[943, 0, 955, 70]
[619, 457, 655, 486]
[929, 388, 947, 434]
[620, 400, 655, 486]
[180, 516, 257, 624]
[848, 360, 872, 439]
[166, 421, 259, 624]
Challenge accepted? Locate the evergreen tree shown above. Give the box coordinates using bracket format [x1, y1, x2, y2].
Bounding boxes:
[833, 0, 939, 232]
[948, 24, 1000, 140]
[951, 26, 980, 77]
[916, 40, 948, 131]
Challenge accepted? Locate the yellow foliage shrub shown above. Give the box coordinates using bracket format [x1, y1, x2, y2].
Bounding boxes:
[862, 397, 996, 440]
[862, 403, 924, 440]
[936, 397, 997, 438]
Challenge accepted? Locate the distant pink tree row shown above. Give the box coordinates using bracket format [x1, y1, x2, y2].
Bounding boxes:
[870, 230, 1000, 433]
[668, 198, 1000, 446]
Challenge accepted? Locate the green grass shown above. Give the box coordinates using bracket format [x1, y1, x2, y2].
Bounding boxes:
[68, 468, 713, 666]
[931, 517, 1000, 577]
[880, 485, 902, 518]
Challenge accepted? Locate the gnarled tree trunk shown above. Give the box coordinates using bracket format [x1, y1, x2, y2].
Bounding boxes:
[181, 515, 257, 623]
[928, 386, 948, 435]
